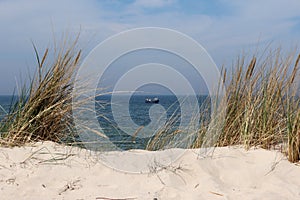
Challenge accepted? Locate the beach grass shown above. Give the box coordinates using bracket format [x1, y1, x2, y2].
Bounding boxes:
[148, 48, 300, 163]
[0, 41, 299, 163]
[0, 38, 81, 146]
[217, 49, 300, 162]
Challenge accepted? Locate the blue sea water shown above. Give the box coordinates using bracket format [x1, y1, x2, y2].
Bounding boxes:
[0, 95, 208, 150]
[94, 94, 208, 149]
[0, 95, 15, 121]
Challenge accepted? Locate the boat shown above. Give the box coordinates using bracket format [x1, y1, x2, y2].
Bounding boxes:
[145, 97, 159, 103]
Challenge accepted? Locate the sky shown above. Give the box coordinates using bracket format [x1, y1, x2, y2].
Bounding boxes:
[0, 0, 300, 95]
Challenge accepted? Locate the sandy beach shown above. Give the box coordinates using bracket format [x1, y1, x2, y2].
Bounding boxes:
[0, 141, 299, 200]
[1, 1, 300, 200]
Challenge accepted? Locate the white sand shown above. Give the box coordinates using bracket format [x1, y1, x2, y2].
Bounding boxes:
[0, 141, 299, 200]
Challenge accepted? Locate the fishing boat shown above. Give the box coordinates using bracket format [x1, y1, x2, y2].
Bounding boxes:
[145, 97, 159, 103]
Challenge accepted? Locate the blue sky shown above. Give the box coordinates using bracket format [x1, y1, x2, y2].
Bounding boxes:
[0, 0, 300, 94]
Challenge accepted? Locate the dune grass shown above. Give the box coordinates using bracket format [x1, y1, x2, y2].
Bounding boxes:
[148, 48, 300, 163]
[0, 41, 299, 163]
[217, 49, 300, 162]
[0, 39, 81, 146]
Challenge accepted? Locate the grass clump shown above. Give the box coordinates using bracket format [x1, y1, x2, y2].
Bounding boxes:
[0, 39, 81, 146]
[211, 48, 300, 162]
[148, 48, 300, 163]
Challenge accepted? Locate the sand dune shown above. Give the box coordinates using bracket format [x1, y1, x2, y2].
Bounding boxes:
[0, 141, 299, 200]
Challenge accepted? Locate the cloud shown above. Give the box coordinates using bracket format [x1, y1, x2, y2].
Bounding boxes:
[226, 0, 300, 19]
[132, 0, 177, 8]
[0, 0, 300, 94]
[0, 0, 107, 94]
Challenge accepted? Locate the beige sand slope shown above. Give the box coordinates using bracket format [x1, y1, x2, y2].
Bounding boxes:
[0, 141, 299, 200]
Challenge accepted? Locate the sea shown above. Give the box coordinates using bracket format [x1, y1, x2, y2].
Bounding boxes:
[0, 95, 208, 150]
[0, 95, 15, 120]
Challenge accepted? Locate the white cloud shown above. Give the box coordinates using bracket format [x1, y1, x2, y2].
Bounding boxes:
[226, 0, 300, 20]
[0, 0, 300, 94]
[132, 0, 176, 8]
